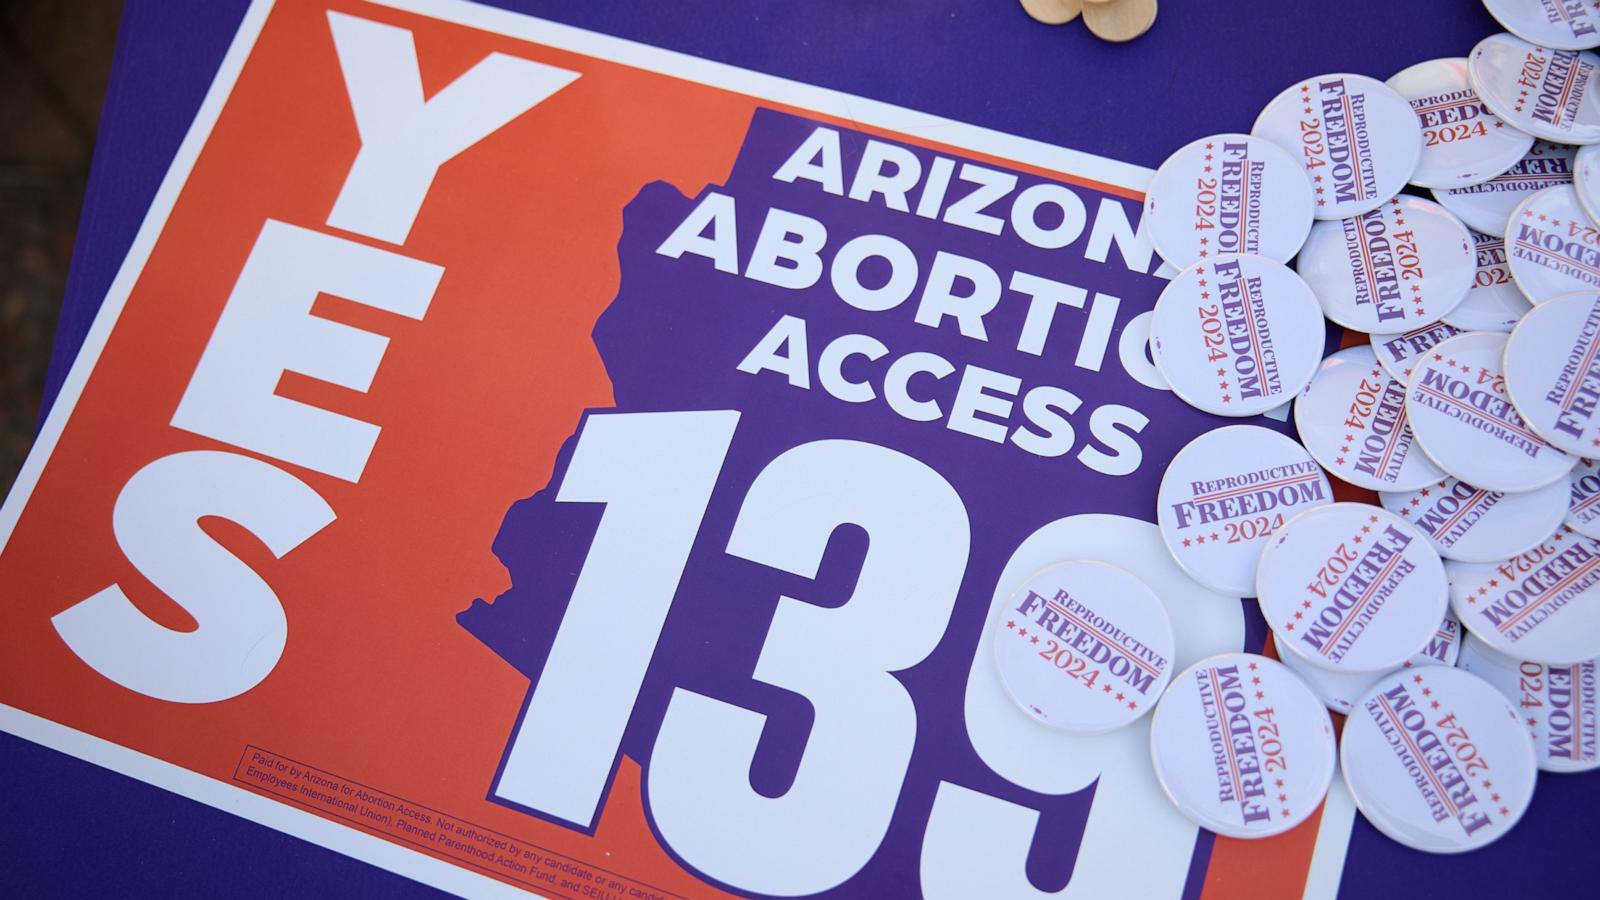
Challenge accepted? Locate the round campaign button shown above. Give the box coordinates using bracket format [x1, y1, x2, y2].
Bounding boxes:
[1567, 457, 1600, 537]
[1432, 140, 1576, 237]
[1380, 476, 1570, 563]
[1370, 322, 1465, 382]
[1150, 256, 1325, 417]
[1387, 58, 1535, 189]
[992, 561, 1175, 733]
[1405, 331, 1577, 492]
[1294, 346, 1449, 492]
[1576, 143, 1600, 226]
[1505, 186, 1600, 303]
[1149, 652, 1336, 838]
[1341, 666, 1537, 853]
[1156, 426, 1333, 595]
[1278, 610, 1462, 714]
[1144, 134, 1314, 269]
[1448, 526, 1600, 664]
[1252, 74, 1421, 220]
[1457, 631, 1600, 773]
[1296, 196, 1474, 332]
[1443, 231, 1533, 331]
[1504, 292, 1600, 456]
[1470, 34, 1600, 145]
[1256, 502, 1449, 674]
[1482, 0, 1600, 52]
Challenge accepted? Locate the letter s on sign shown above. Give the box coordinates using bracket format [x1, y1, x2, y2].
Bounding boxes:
[52, 451, 335, 703]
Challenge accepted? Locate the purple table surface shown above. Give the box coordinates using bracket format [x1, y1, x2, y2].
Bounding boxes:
[6, 1, 1587, 897]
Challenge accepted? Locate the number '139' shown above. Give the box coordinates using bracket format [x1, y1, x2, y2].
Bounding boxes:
[490, 410, 1242, 897]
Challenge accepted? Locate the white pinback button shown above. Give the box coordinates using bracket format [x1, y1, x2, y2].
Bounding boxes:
[1296, 197, 1475, 332]
[1380, 476, 1570, 563]
[992, 561, 1175, 734]
[1294, 346, 1449, 492]
[1387, 58, 1535, 189]
[1575, 143, 1600, 225]
[1144, 134, 1314, 270]
[1149, 652, 1335, 838]
[1470, 34, 1600, 145]
[1405, 331, 1576, 492]
[1252, 74, 1422, 220]
[1567, 458, 1600, 537]
[1457, 631, 1600, 773]
[1412, 608, 1465, 667]
[1505, 186, 1600, 303]
[1279, 610, 1462, 713]
[1448, 526, 1600, 664]
[1156, 426, 1333, 595]
[1432, 140, 1577, 237]
[1443, 231, 1533, 331]
[1150, 256, 1325, 417]
[1503, 291, 1600, 456]
[1341, 666, 1538, 853]
[1370, 322, 1465, 382]
[1256, 502, 1449, 674]
[1482, 0, 1600, 52]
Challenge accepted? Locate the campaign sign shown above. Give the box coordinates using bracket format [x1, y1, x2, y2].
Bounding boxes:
[0, 0, 1353, 897]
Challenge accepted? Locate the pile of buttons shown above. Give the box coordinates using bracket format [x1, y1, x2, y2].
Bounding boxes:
[991, 3, 1600, 855]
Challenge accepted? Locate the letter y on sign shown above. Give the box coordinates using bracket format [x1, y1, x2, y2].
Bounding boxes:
[325, 12, 580, 245]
